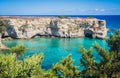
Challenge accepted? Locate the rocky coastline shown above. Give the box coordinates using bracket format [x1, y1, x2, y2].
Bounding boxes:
[0, 16, 107, 39]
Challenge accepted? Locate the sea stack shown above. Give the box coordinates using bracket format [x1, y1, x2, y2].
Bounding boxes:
[0, 16, 107, 39]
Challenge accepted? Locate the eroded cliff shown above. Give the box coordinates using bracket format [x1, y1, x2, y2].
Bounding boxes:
[0, 17, 107, 39]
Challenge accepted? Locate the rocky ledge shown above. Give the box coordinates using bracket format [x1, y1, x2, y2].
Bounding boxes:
[0, 16, 107, 39]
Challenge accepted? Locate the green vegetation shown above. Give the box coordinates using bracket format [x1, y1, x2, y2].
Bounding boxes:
[82, 23, 90, 28]
[18, 22, 28, 31]
[0, 29, 120, 78]
[0, 53, 43, 78]
[106, 29, 120, 53]
[0, 20, 6, 36]
[58, 16, 68, 19]
[80, 29, 120, 78]
[80, 43, 120, 78]
[87, 16, 94, 18]
[9, 44, 26, 57]
[68, 25, 80, 31]
[51, 54, 80, 77]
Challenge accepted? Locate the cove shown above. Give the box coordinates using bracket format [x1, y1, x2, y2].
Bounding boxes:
[2, 37, 109, 70]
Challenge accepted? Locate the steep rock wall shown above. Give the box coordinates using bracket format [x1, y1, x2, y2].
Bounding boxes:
[1, 17, 107, 39]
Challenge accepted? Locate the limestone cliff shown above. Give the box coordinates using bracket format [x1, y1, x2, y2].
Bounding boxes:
[0, 17, 107, 39]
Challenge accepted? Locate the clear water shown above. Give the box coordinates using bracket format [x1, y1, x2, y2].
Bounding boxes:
[2, 15, 120, 70]
[2, 37, 108, 70]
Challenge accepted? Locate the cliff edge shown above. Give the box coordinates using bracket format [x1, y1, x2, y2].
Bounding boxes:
[0, 17, 107, 39]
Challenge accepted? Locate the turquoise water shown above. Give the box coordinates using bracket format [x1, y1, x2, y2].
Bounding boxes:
[2, 37, 109, 70]
[1, 15, 119, 70]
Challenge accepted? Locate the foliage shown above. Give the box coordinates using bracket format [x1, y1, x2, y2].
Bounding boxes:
[18, 22, 28, 32]
[32, 54, 80, 78]
[0, 29, 120, 78]
[0, 53, 79, 78]
[106, 29, 120, 53]
[9, 44, 26, 57]
[51, 54, 80, 78]
[1, 43, 80, 78]
[80, 47, 101, 77]
[87, 16, 94, 18]
[94, 43, 120, 78]
[0, 20, 6, 36]
[82, 23, 90, 28]
[58, 16, 68, 19]
[79, 29, 120, 78]
[0, 53, 44, 78]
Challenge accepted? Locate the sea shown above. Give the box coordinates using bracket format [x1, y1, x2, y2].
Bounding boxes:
[1, 15, 120, 70]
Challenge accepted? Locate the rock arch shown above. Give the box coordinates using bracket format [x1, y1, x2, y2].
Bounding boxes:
[84, 29, 93, 38]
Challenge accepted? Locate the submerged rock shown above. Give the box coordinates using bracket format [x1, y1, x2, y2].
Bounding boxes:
[0, 34, 9, 51]
[0, 17, 107, 39]
[0, 43, 8, 51]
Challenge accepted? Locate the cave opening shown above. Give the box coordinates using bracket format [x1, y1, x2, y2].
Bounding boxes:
[84, 30, 93, 38]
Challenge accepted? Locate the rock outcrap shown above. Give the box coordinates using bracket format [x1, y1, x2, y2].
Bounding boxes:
[0, 17, 107, 39]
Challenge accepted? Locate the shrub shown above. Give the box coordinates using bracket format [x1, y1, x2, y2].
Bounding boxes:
[0, 29, 120, 78]
[9, 44, 26, 57]
[0, 53, 44, 78]
[58, 16, 68, 19]
[0, 20, 6, 36]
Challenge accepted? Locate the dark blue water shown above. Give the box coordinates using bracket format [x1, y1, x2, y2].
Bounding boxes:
[2, 15, 120, 70]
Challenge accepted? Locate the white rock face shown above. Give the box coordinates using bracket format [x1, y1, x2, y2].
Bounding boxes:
[1, 17, 107, 39]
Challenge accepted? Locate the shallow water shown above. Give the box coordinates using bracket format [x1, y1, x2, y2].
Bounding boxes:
[2, 37, 109, 70]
